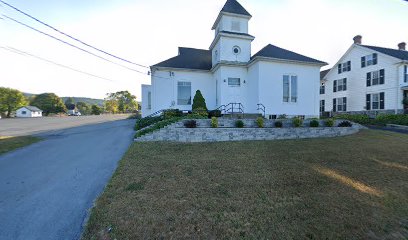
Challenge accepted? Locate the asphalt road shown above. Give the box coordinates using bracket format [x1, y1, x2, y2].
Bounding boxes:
[0, 114, 132, 137]
[0, 119, 135, 240]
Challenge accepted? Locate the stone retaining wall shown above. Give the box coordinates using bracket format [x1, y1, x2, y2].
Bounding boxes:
[174, 119, 337, 128]
[135, 119, 365, 143]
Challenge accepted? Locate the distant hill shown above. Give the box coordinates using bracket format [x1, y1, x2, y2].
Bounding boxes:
[24, 93, 104, 106]
[61, 97, 104, 106]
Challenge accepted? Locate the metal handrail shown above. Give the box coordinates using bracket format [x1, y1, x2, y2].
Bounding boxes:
[224, 103, 244, 118]
[257, 103, 266, 118]
[144, 109, 165, 118]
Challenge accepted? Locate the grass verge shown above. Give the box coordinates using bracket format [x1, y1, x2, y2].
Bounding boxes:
[83, 130, 408, 239]
[0, 136, 41, 155]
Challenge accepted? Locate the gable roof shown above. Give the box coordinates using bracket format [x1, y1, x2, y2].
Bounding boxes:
[320, 69, 331, 80]
[22, 106, 42, 112]
[152, 47, 212, 71]
[252, 44, 327, 65]
[221, 0, 251, 17]
[361, 45, 408, 61]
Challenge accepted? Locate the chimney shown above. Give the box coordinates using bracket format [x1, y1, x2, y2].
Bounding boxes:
[398, 42, 406, 51]
[353, 35, 362, 45]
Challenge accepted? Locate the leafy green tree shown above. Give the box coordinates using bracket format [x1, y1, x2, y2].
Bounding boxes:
[105, 91, 138, 113]
[0, 87, 28, 117]
[91, 104, 102, 115]
[64, 97, 76, 110]
[76, 102, 91, 115]
[30, 93, 67, 116]
[104, 99, 119, 114]
[192, 90, 208, 112]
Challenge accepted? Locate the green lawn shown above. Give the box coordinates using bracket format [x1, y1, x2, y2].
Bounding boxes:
[0, 136, 41, 155]
[83, 130, 408, 239]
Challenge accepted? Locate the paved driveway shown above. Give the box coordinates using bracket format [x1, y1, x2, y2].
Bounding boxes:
[0, 114, 131, 137]
[0, 119, 135, 240]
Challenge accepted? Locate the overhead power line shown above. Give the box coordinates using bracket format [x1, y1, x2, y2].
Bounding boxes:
[0, 45, 120, 82]
[2, 14, 148, 75]
[0, 0, 149, 69]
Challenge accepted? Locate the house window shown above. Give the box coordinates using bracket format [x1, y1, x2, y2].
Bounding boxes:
[320, 100, 325, 112]
[338, 61, 351, 74]
[22, 111, 26, 115]
[177, 82, 191, 105]
[147, 92, 152, 109]
[333, 97, 347, 112]
[320, 83, 325, 95]
[333, 78, 347, 92]
[366, 92, 384, 110]
[366, 69, 385, 86]
[228, 78, 241, 87]
[361, 53, 378, 68]
[404, 65, 408, 82]
[283, 75, 298, 103]
[231, 21, 241, 32]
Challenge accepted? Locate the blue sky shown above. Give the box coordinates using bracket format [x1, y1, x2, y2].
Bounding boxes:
[0, 0, 407, 99]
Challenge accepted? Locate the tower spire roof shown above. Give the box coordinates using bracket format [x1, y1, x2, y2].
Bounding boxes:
[220, 0, 251, 17]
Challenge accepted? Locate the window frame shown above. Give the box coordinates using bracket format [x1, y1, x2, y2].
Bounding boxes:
[320, 100, 325, 113]
[367, 69, 385, 86]
[333, 78, 347, 92]
[147, 91, 152, 109]
[282, 75, 298, 103]
[338, 61, 351, 74]
[333, 97, 347, 112]
[404, 65, 408, 83]
[320, 83, 325, 95]
[228, 78, 241, 87]
[361, 53, 378, 68]
[177, 81, 192, 106]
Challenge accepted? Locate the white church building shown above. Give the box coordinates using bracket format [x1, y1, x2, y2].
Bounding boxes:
[141, 0, 327, 118]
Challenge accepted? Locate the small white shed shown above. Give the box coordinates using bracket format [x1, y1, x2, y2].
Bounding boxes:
[16, 106, 43, 118]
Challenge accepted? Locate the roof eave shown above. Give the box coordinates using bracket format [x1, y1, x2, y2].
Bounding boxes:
[249, 56, 328, 67]
[151, 66, 211, 73]
[209, 32, 255, 50]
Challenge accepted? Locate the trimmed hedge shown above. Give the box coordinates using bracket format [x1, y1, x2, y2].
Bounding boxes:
[375, 114, 408, 126]
[335, 114, 408, 126]
[334, 114, 370, 125]
[310, 119, 319, 128]
[211, 117, 218, 128]
[256, 117, 264, 128]
[135, 117, 183, 138]
[292, 118, 303, 128]
[134, 116, 163, 131]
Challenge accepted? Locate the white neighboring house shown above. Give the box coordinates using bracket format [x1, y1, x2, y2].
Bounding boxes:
[320, 36, 408, 116]
[16, 106, 43, 118]
[142, 0, 327, 118]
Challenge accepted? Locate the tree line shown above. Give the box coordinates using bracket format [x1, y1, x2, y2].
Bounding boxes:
[0, 87, 138, 118]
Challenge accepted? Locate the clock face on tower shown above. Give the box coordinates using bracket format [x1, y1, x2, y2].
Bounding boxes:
[233, 46, 241, 55]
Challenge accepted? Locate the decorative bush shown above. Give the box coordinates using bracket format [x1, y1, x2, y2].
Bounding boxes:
[278, 114, 287, 119]
[256, 117, 264, 128]
[334, 114, 370, 125]
[192, 107, 208, 118]
[185, 114, 208, 119]
[403, 98, 408, 106]
[163, 109, 182, 119]
[235, 120, 244, 128]
[184, 120, 197, 128]
[211, 117, 218, 128]
[375, 114, 408, 126]
[208, 110, 222, 118]
[274, 121, 283, 128]
[325, 119, 335, 127]
[310, 119, 320, 128]
[134, 116, 163, 130]
[292, 117, 303, 128]
[338, 121, 353, 127]
[192, 90, 208, 112]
